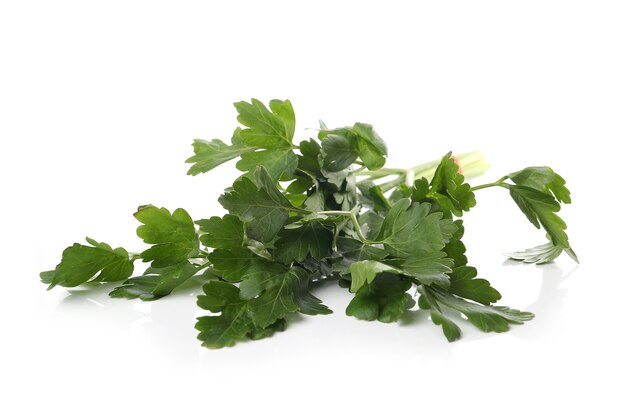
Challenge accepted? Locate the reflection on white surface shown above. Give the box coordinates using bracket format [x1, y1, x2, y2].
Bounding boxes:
[50, 260, 578, 363]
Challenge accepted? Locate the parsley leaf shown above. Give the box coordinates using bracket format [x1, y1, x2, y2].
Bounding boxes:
[185, 129, 254, 176]
[219, 167, 297, 242]
[41, 237, 135, 289]
[508, 166, 571, 203]
[319, 122, 387, 170]
[134, 205, 199, 268]
[274, 221, 334, 262]
[236, 148, 298, 181]
[234, 99, 295, 148]
[109, 261, 204, 301]
[419, 286, 533, 341]
[376, 198, 456, 258]
[424, 152, 476, 216]
[447, 266, 501, 305]
[346, 274, 415, 323]
[507, 242, 578, 264]
[196, 214, 245, 249]
[509, 185, 569, 249]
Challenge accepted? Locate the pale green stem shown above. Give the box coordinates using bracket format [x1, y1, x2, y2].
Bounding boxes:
[470, 176, 509, 191]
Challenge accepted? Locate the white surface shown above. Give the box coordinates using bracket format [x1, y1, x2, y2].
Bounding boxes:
[1, 1, 625, 416]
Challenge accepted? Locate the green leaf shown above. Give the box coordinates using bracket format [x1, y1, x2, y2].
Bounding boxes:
[274, 221, 334, 262]
[507, 242, 578, 264]
[236, 148, 298, 181]
[509, 185, 570, 249]
[249, 267, 330, 327]
[196, 214, 245, 249]
[196, 281, 250, 348]
[448, 266, 501, 305]
[418, 285, 461, 342]
[346, 274, 415, 323]
[333, 237, 388, 274]
[109, 261, 202, 301]
[291, 271, 333, 315]
[234, 99, 295, 148]
[197, 281, 288, 346]
[508, 166, 571, 204]
[185, 130, 254, 175]
[321, 134, 358, 171]
[377, 199, 457, 258]
[419, 286, 533, 341]
[319, 123, 387, 170]
[208, 247, 283, 293]
[359, 211, 385, 240]
[42, 237, 134, 289]
[349, 260, 399, 293]
[134, 205, 199, 267]
[352, 123, 387, 170]
[419, 152, 476, 216]
[368, 185, 391, 212]
[443, 220, 468, 267]
[297, 138, 323, 174]
[218, 167, 296, 242]
[388, 251, 454, 287]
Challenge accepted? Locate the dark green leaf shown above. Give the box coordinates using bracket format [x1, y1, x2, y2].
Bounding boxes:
[352, 123, 387, 170]
[346, 274, 415, 323]
[419, 286, 533, 341]
[218, 167, 296, 242]
[424, 152, 476, 216]
[321, 134, 358, 171]
[196, 281, 250, 348]
[388, 251, 454, 287]
[448, 266, 501, 305]
[109, 261, 202, 301]
[274, 221, 334, 262]
[508, 166, 571, 204]
[333, 237, 388, 274]
[509, 185, 570, 249]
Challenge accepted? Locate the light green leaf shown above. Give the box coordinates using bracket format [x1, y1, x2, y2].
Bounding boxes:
[196, 214, 245, 249]
[236, 148, 298, 181]
[42, 237, 134, 289]
[234, 98, 295, 148]
[134, 205, 199, 267]
[507, 242, 578, 264]
[349, 260, 399, 293]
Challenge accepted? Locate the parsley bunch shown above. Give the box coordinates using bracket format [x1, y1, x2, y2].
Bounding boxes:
[41, 98, 576, 348]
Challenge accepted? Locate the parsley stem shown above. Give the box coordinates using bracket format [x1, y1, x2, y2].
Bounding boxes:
[357, 151, 488, 189]
[470, 176, 509, 191]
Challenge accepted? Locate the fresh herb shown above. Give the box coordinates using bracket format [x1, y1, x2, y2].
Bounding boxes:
[41, 98, 577, 348]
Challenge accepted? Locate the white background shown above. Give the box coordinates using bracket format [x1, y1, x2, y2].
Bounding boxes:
[1, 1, 625, 416]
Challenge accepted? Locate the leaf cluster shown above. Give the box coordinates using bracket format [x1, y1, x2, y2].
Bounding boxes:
[41, 98, 576, 348]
